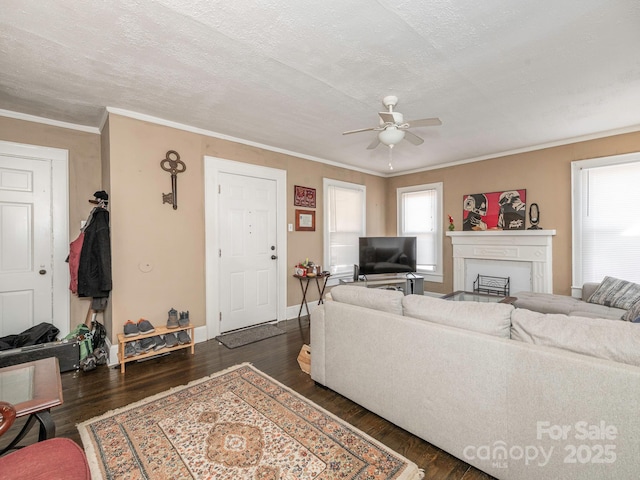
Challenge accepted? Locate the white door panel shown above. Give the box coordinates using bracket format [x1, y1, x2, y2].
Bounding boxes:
[0, 291, 34, 335]
[219, 172, 277, 332]
[0, 157, 52, 337]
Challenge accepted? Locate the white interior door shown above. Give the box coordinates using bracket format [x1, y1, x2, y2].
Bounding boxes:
[0, 141, 69, 338]
[0, 157, 52, 336]
[218, 172, 278, 332]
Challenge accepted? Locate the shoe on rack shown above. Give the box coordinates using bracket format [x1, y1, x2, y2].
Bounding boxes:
[124, 342, 137, 358]
[133, 340, 144, 356]
[124, 320, 139, 337]
[179, 311, 190, 327]
[177, 330, 191, 345]
[137, 318, 156, 334]
[165, 333, 178, 348]
[152, 335, 166, 351]
[167, 308, 179, 329]
[139, 337, 156, 352]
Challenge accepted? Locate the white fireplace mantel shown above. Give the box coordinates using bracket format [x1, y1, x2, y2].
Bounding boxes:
[446, 230, 556, 293]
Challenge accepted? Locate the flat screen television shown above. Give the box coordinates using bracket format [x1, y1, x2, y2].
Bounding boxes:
[358, 236, 417, 275]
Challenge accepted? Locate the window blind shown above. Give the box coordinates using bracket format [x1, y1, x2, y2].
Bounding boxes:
[326, 183, 365, 276]
[580, 161, 640, 283]
[400, 189, 437, 271]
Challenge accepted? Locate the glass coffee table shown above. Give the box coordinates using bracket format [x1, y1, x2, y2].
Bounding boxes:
[442, 290, 517, 304]
[0, 356, 63, 453]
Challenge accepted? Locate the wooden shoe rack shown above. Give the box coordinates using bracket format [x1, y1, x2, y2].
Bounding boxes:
[117, 324, 195, 373]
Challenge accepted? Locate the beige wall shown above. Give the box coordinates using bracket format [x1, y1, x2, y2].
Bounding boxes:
[388, 130, 640, 296]
[0, 117, 102, 332]
[3, 113, 640, 344]
[106, 114, 387, 343]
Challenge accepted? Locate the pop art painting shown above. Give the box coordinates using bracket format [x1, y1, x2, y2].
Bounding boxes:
[463, 189, 526, 230]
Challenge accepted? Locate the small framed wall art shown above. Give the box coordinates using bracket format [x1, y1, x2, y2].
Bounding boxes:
[294, 185, 316, 208]
[295, 209, 315, 231]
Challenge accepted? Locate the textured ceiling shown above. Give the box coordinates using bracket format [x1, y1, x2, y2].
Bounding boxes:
[1, 0, 640, 175]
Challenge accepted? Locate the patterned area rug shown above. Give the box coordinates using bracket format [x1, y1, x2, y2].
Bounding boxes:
[78, 364, 423, 480]
[215, 324, 286, 349]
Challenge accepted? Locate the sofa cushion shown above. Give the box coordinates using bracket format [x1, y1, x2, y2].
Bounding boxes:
[587, 276, 640, 309]
[513, 290, 626, 320]
[511, 308, 640, 367]
[329, 285, 404, 316]
[402, 295, 513, 337]
[512, 291, 576, 315]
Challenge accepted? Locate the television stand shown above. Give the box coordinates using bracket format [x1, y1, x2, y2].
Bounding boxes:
[339, 274, 424, 295]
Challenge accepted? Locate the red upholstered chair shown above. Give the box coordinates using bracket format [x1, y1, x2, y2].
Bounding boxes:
[0, 402, 91, 480]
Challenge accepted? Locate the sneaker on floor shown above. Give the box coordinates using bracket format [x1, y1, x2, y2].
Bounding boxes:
[152, 335, 166, 350]
[137, 318, 155, 334]
[124, 342, 137, 357]
[93, 347, 108, 365]
[139, 337, 156, 352]
[177, 330, 191, 345]
[123, 320, 139, 337]
[80, 354, 96, 372]
[167, 308, 179, 329]
[165, 333, 178, 348]
[179, 311, 190, 327]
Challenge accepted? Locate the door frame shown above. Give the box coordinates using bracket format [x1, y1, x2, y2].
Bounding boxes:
[0, 140, 70, 336]
[204, 157, 287, 339]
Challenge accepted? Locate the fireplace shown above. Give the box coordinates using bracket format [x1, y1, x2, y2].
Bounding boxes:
[446, 230, 556, 294]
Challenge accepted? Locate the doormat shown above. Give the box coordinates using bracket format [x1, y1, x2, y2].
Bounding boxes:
[78, 363, 424, 479]
[215, 324, 285, 349]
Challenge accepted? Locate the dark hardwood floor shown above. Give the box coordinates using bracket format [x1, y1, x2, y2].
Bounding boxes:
[1, 317, 492, 480]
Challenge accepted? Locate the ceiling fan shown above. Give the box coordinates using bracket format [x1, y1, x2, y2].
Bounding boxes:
[343, 95, 442, 150]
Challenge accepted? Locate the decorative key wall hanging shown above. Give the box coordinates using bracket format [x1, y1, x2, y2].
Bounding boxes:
[160, 150, 186, 210]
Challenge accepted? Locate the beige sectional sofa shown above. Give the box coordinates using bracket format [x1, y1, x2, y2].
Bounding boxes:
[310, 285, 640, 480]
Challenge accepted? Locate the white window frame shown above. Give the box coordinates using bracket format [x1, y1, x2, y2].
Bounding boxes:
[571, 151, 640, 289]
[397, 182, 443, 283]
[323, 178, 366, 285]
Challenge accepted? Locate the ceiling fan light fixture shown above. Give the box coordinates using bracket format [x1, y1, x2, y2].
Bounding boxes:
[378, 126, 405, 146]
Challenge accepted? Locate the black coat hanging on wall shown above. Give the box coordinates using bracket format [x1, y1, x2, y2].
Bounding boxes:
[77, 192, 112, 298]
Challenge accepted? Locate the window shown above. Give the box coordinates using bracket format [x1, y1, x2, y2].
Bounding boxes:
[323, 178, 365, 282]
[397, 182, 443, 282]
[572, 153, 640, 285]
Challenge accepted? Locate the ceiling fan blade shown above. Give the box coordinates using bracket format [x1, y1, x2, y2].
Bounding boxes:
[378, 112, 402, 124]
[406, 117, 442, 127]
[366, 136, 380, 150]
[343, 126, 377, 135]
[404, 131, 424, 146]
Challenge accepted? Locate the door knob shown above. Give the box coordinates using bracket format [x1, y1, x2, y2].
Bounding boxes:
[39, 269, 47, 275]
[271, 255, 277, 260]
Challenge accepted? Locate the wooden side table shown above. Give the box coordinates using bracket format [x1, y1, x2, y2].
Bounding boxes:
[294, 272, 331, 319]
[0, 356, 63, 453]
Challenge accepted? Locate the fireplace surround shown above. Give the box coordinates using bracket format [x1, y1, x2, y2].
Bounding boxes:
[446, 230, 556, 294]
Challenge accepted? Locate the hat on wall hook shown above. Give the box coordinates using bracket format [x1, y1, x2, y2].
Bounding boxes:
[160, 150, 186, 210]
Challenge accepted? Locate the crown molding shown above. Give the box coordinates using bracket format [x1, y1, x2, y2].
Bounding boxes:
[390, 124, 640, 177]
[0, 109, 100, 134]
[106, 107, 385, 177]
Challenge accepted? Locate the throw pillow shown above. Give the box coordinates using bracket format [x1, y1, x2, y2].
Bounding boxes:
[624, 300, 640, 322]
[587, 276, 640, 309]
